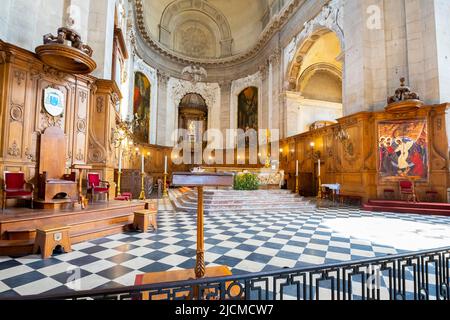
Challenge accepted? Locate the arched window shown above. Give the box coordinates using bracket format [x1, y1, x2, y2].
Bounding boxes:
[238, 87, 258, 131]
[133, 72, 151, 143]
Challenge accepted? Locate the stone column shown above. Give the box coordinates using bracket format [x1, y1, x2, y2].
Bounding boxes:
[259, 62, 269, 130]
[219, 80, 232, 137]
[405, 0, 437, 104]
[282, 91, 304, 138]
[156, 71, 170, 146]
[269, 49, 282, 133]
[435, 0, 450, 102]
[87, 0, 116, 80]
[343, 0, 388, 114]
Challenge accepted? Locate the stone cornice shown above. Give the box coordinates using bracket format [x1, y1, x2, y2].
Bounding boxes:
[133, 0, 305, 67]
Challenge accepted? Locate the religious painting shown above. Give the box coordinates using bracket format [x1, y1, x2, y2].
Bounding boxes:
[378, 119, 428, 180]
[238, 87, 258, 131]
[133, 72, 151, 143]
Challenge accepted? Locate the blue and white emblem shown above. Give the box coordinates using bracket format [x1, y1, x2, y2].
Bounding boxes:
[43, 88, 65, 117]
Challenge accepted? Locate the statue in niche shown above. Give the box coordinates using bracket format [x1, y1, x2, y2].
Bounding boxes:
[188, 120, 198, 143]
[133, 72, 151, 143]
[238, 87, 258, 131]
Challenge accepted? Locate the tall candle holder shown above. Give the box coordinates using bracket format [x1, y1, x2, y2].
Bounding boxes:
[295, 175, 299, 194]
[163, 173, 169, 198]
[117, 170, 122, 196]
[310, 142, 323, 199]
[317, 169, 323, 199]
[139, 172, 146, 200]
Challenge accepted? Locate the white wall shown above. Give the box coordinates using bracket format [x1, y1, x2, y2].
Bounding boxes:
[434, 0, 450, 102]
[1, 0, 65, 51]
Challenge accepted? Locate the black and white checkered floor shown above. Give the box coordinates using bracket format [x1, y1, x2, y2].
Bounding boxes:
[0, 199, 449, 298]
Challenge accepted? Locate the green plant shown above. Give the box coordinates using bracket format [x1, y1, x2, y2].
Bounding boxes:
[234, 173, 260, 190]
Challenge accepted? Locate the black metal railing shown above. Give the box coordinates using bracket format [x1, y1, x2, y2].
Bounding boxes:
[10, 246, 450, 301]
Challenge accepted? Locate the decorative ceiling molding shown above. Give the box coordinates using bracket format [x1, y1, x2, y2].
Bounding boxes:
[133, 0, 304, 66]
[160, 0, 233, 58]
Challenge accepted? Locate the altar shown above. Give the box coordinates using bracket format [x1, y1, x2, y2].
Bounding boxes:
[199, 167, 285, 188]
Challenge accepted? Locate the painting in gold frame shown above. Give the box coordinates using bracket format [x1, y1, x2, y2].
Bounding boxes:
[377, 119, 428, 180]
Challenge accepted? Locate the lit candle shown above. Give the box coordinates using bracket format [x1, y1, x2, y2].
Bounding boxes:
[296, 160, 299, 177]
[118, 149, 123, 172]
[141, 154, 145, 174]
[164, 155, 168, 174]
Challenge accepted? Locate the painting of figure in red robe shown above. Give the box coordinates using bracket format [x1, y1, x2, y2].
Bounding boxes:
[378, 119, 428, 180]
[133, 72, 151, 143]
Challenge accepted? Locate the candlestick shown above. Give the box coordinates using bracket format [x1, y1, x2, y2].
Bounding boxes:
[139, 172, 146, 200]
[317, 159, 323, 199]
[117, 170, 122, 196]
[163, 172, 169, 198]
[164, 155, 168, 174]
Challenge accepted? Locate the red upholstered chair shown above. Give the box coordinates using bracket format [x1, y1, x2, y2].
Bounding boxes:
[2, 172, 34, 211]
[87, 173, 110, 203]
[399, 181, 414, 202]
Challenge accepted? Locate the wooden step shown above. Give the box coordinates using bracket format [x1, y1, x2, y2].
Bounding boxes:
[71, 223, 133, 244]
[0, 240, 34, 257]
[5, 229, 36, 241]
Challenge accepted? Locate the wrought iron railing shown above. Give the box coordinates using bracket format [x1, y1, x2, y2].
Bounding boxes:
[10, 246, 450, 301]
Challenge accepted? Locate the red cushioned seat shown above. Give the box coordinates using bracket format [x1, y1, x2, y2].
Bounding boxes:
[3, 172, 34, 211]
[5, 190, 33, 197]
[93, 187, 109, 193]
[87, 173, 110, 203]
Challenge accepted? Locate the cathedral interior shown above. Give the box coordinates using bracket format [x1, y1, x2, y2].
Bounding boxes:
[0, 0, 449, 302]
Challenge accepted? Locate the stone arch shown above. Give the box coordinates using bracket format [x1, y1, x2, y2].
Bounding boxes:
[300, 65, 343, 103]
[287, 28, 343, 91]
[168, 78, 221, 145]
[159, 0, 233, 57]
[297, 63, 342, 103]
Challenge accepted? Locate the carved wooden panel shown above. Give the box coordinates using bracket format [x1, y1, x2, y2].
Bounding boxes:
[280, 105, 450, 202]
[0, 42, 109, 202]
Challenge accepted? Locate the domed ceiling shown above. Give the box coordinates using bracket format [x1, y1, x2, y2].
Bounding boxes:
[139, 0, 271, 59]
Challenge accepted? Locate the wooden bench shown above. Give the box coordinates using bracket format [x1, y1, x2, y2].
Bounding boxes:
[338, 194, 363, 206]
[33, 225, 72, 259]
